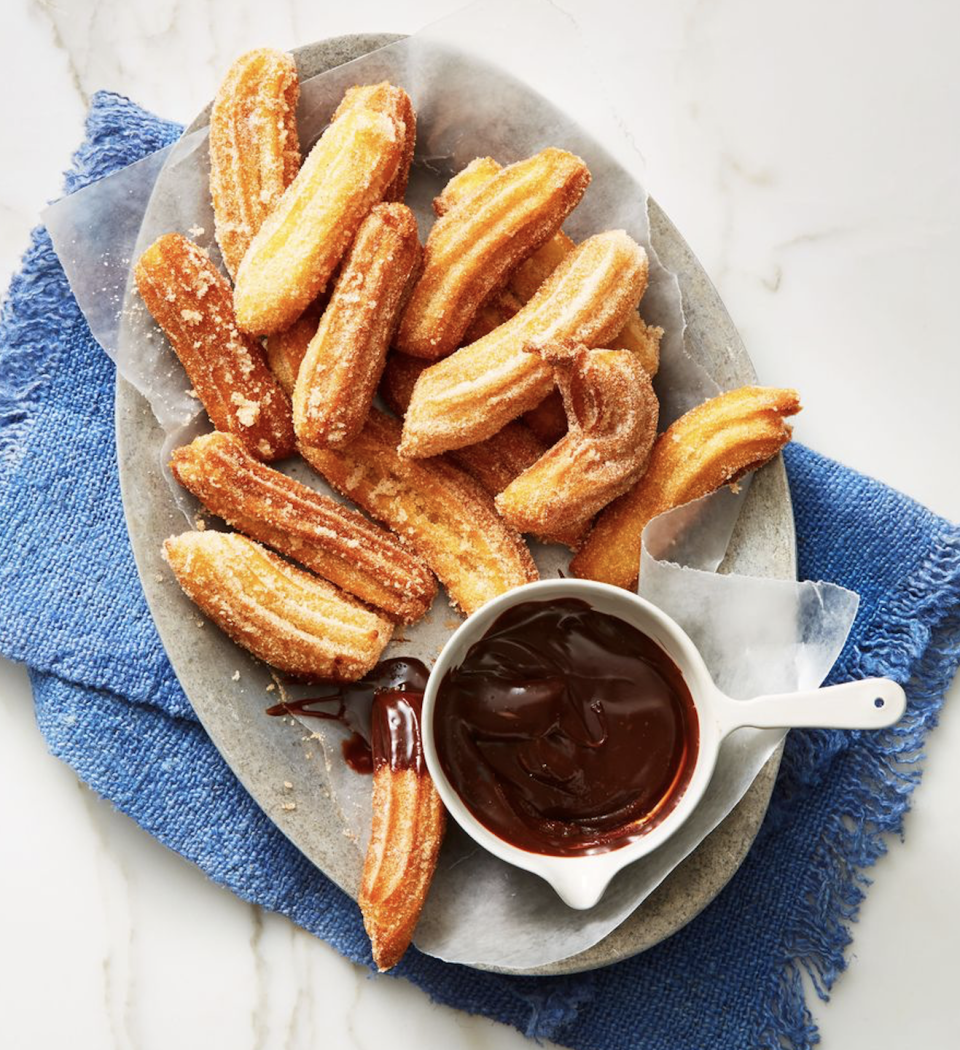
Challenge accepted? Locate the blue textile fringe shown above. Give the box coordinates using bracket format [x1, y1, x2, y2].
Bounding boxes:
[2, 92, 959, 1050]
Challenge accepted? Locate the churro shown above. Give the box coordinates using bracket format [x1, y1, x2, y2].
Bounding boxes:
[360, 690, 445, 971]
[264, 305, 321, 397]
[163, 531, 393, 680]
[396, 148, 591, 359]
[523, 391, 568, 445]
[135, 233, 295, 461]
[169, 432, 436, 624]
[293, 203, 422, 447]
[496, 341, 659, 533]
[300, 410, 538, 616]
[333, 82, 416, 203]
[571, 386, 802, 589]
[435, 159, 663, 374]
[399, 230, 649, 458]
[209, 48, 301, 278]
[459, 290, 523, 345]
[233, 104, 404, 335]
[380, 353, 587, 548]
[431, 156, 502, 216]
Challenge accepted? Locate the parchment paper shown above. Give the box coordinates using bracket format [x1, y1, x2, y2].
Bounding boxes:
[44, 0, 857, 970]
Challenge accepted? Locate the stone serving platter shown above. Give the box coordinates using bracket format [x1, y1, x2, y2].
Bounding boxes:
[115, 34, 794, 976]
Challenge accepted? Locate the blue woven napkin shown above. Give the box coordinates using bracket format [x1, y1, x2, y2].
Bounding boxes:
[3, 93, 959, 1050]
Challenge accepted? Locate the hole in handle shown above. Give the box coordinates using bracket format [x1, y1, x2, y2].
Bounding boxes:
[874, 697, 884, 708]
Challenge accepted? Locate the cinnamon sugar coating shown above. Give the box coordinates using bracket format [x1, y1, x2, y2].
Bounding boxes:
[135, 233, 295, 461]
[380, 353, 588, 549]
[571, 386, 802, 589]
[523, 390, 568, 445]
[333, 82, 417, 203]
[300, 410, 538, 616]
[264, 305, 321, 397]
[495, 341, 659, 533]
[396, 148, 591, 360]
[209, 48, 301, 278]
[435, 159, 662, 375]
[163, 531, 393, 680]
[399, 230, 650, 458]
[170, 432, 436, 624]
[293, 203, 422, 448]
[233, 104, 404, 335]
[360, 764, 446, 971]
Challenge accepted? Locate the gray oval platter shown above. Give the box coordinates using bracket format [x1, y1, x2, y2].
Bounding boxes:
[116, 34, 794, 976]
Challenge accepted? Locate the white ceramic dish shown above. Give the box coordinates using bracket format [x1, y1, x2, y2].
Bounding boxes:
[423, 579, 905, 909]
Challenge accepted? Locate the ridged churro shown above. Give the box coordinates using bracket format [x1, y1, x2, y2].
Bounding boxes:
[399, 230, 649, 458]
[378, 351, 428, 419]
[163, 531, 393, 680]
[135, 233, 295, 461]
[396, 148, 591, 359]
[293, 203, 422, 447]
[169, 432, 436, 624]
[496, 342, 659, 534]
[209, 48, 301, 278]
[435, 159, 663, 374]
[300, 410, 538, 616]
[459, 290, 523, 345]
[379, 353, 587, 548]
[431, 156, 502, 216]
[333, 82, 416, 203]
[360, 690, 445, 971]
[233, 104, 404, 335]
[571, 386, 802, 589]
[264, 305, 321, 397]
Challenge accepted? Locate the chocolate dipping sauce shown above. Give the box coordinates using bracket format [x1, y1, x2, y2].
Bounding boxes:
[266, 658, 429, 774]
[434, 599, 699, 856]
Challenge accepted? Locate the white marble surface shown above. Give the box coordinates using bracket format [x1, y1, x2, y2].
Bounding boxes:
[1, 1, 959, 1047]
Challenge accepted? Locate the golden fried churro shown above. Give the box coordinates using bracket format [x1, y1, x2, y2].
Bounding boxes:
[379, 354, 587, 548]
[233, 105, 404, 335]
[431, 156, 502, 216]
[399, 230, 649, 458]
[396, 148, 591, 360]
[496, 341, 659, 534]
[169, 432, 436, 624]
[300, 410, 538, 616]
[360, 690, 445, 971]
[135, 233, 295, 461]
[453, 424, 591, 549]
[209, 48, 301, 278]
[435, 159, 663, 374]
[333, 82, 416, 203]
[604, 314, 663, 376]
[571, 386, 802, 589]
[378, 352, 427, 419]
[293, 203, 422, 447]
[523, 391, 568, 445]
[264, 305, 320, 397]
[163, 531, 393, 680]
[459, 290, 523, 345]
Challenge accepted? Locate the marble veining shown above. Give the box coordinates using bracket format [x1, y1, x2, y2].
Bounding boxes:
[2, 1, 960, 1048]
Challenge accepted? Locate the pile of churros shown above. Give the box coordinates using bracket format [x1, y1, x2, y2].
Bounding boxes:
[139, 48, 801, 969]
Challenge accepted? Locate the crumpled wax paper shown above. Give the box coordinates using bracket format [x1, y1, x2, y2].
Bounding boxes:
[44, 0, 857, 971]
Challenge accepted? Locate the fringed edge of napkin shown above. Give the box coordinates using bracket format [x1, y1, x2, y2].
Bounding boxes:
[754, 519, 960, 1049]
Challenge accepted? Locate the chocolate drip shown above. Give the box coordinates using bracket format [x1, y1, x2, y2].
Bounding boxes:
[371, 691, 425, 774]
[434, 599, 699, 856]
[265, 657, 430, 774]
